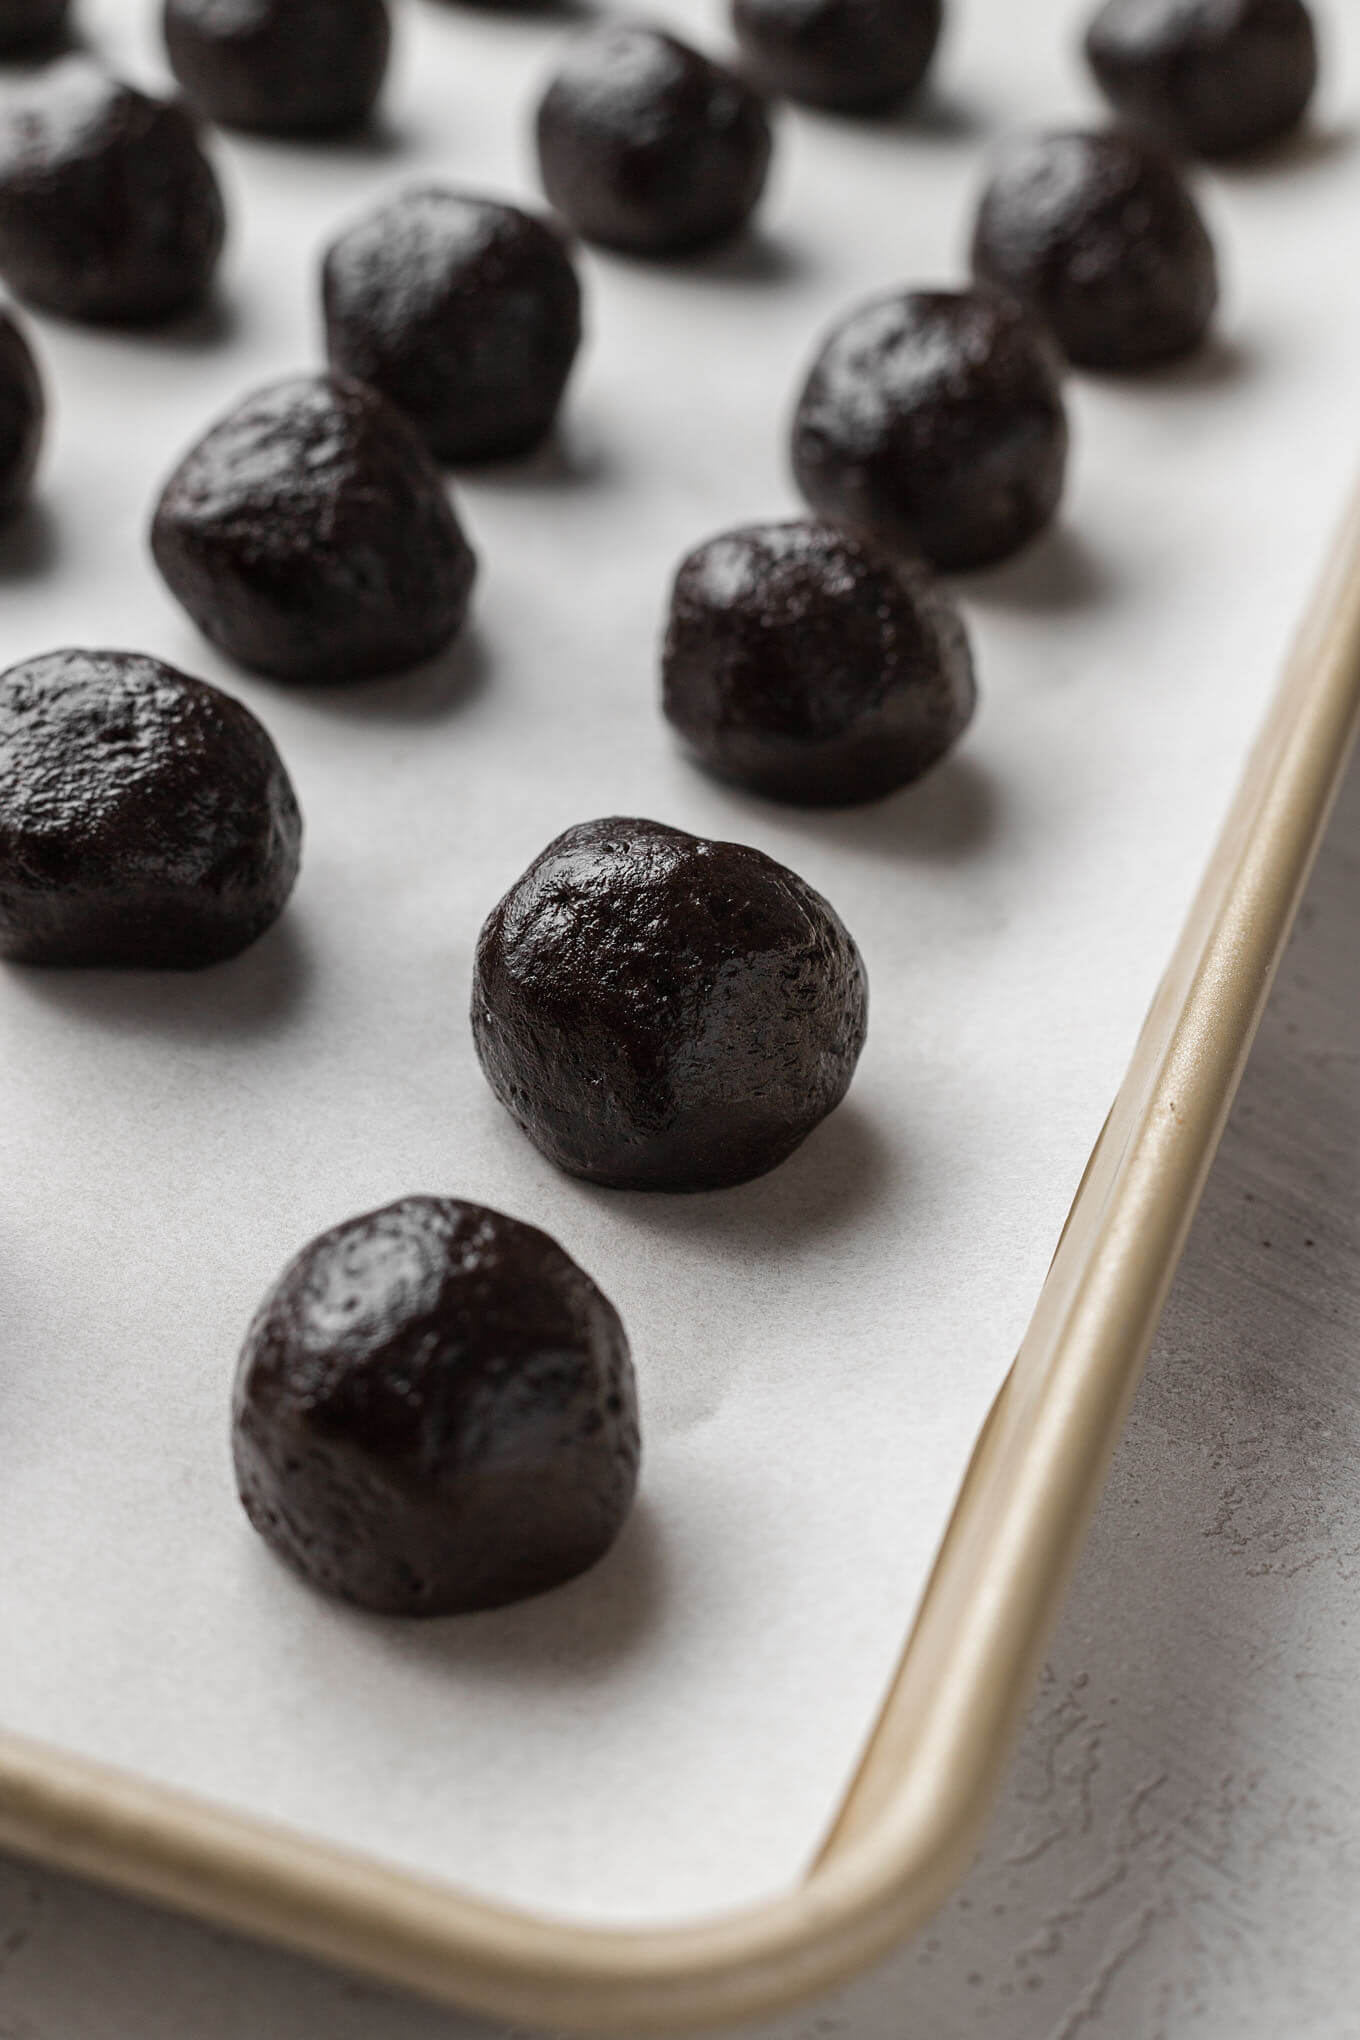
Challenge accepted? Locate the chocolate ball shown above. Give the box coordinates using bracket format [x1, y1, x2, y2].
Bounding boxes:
[163, 0, 391, 139]
[0, 305, 43, 519]
[731, 0, 942, 112]
[150, 374, 477, 685]
[0, 649, 302, 968]
[971, 129, 1219, 371]
[1085, 0, 1318, 160]
[662, 518, 975, 805]
[791, 286, 1069, 570]
[0, 59, 225, 325]
[233, 1196, 640, 1616]
[535, 23, 773, 257]
[322, 188, 582, 466]
[472, 817, 868, 1191]
[0, 0, 69, 55]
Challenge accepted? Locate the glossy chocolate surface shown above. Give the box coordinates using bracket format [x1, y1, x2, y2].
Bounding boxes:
[323, 188, 582, 465]
[0, 649, 302, 968]
[792, 286, 1069, 571]
[663, 518, 976, 805]
[971, 129, 1218, 370]
[0, 304, 43, 519]
[535, 23, 772, 256]
[472, 816, 868, 1191]
[164, 0, 391, 138]
[731, 0, 942, 112]
[0, 58, 225, 324]
[1085, 0, 1317, 160]
[151, 374, 477, 685]
[0, 0, 68, 54]
[233, 1196, 640, 1615]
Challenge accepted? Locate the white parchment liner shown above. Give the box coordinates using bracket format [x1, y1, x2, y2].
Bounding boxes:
[1, 0, 1356, 1928]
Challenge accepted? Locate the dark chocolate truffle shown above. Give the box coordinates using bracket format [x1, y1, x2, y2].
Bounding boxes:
[472, 817, 868, 1191]
[791, 286, 1069, 570]
[163, 0, 391, 139]
[731, 0, 941, 112]
[322, 188, 583, 466]
[1085, 0, 1317, 160]
[150, 374, 477, 685]
[535, 23, 773, 257]
[0, 305, 43, 518]
[0, 58, 225, 324]
[663, 519, 975, 805]
[0, 649, 301, 968]
[0, 0, 69, 56]
[971, 129, 1218, 371]
[233, 1196, 640, 1616]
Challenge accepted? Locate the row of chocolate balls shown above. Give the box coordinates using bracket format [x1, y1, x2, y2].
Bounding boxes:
[0, 0, 1320, 330]
[0, 646, 869, 1191]
[0, 91, 1233, 500]
[0, 108, 1234, 813]
[1, 0, 1321, 168]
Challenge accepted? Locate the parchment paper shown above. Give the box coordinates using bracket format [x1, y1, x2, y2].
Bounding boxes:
[1, 0, 1357, 1929]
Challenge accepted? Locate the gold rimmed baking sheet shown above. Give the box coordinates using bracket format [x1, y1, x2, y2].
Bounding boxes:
[3, 474, 1358, 2033]
[1, 0, 1358, 2024]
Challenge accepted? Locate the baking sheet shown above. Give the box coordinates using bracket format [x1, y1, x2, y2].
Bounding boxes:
[1, 0, 1356, 1931]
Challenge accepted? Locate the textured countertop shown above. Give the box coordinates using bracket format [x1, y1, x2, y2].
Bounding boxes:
[5, 734, 1360, 2039]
